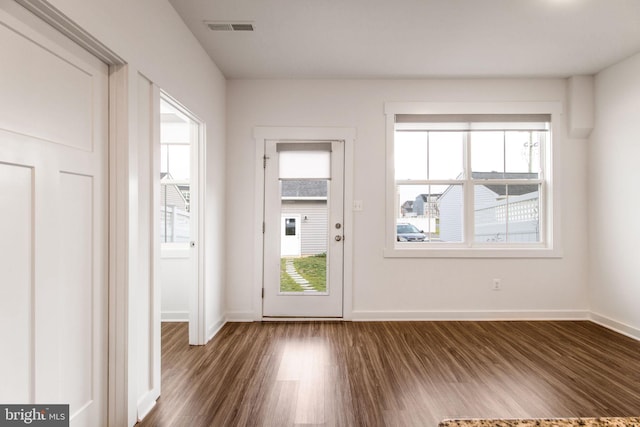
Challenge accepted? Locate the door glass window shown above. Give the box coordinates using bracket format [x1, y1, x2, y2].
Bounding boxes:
[160, 99, 191, 244]
[278, 145, 330, 294]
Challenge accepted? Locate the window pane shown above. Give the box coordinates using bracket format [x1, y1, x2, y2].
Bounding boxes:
[474, 183, 540, 243]
[471, 131, 504, 177]
[160, 183, 191, 243]
[436, 184, 463, 242]
[474, 182, 507, 243]
[505, 131, 541, 177]
[161, 144, 190, 180]
[391, 113, 550, 250]
[395, 132, 427, 180]
[160, 98, 192, 244]
[396, 184, 463, 243]
[280, 180, 329, 294]
[505, 184, 541, 243]
[428, 132, 463, 180]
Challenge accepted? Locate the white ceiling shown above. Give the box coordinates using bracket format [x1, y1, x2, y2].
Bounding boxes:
[168, 0, 640, 79]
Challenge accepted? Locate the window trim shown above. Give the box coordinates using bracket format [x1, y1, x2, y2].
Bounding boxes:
[384, 101, 563, 258]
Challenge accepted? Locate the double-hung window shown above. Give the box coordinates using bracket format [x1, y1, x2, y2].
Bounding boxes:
[385, 102, 561, 257]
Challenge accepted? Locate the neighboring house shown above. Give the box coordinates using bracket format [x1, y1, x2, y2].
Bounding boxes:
[439, 172, 539, 243]
[398, 193, 441, 237]
[160, 173, 189, 211]
[413, 193, 441, 218]
[401, 200, 415, 217]
[281, 180, 328, 256]
[177, 184, 191, 210]
[160, 172, 190, 242]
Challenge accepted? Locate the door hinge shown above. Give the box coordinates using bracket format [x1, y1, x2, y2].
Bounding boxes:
[261, 288, 264, 298]
[263, 155, 269, 169]
[262, 222, 265, 233]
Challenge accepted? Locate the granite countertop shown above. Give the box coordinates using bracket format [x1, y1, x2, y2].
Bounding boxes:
[439, 417, 640, 427]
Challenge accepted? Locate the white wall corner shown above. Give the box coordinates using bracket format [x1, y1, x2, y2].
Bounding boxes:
[207, 317, 227, 342]
[590, 312, 640, 342]
[567, 75, 595, 139]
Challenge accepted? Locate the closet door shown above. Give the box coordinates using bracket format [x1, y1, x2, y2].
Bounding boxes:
[0, 2, 109, 425]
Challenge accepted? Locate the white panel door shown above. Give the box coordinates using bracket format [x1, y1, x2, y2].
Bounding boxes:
[0, 2, 108, 425]
[263, 141, 344, 317]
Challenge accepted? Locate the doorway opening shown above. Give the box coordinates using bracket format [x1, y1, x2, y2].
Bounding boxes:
[253, 127, 355, 320]
[263, 140, 344, 317]
[159, 95, 204, 345]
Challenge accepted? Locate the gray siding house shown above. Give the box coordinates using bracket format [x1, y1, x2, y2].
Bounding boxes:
[281, 180, 328, 256]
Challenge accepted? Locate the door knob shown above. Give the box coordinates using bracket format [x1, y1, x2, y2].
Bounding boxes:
[335, 235, 342, 241]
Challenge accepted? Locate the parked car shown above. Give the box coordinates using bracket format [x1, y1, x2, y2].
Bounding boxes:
[397, 223, 426, 242]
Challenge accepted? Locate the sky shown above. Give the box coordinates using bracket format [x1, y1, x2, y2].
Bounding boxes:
[395, 130, 543, 206]
[160, 99, 192, 181]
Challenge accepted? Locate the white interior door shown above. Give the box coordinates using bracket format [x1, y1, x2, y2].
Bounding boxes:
[159, 95, 204, 345]
[263, 140, 344, 317]
[0, 2, 108, 424]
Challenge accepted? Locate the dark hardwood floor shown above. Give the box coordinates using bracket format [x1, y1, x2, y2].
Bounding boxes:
[137, 321, 640, 427]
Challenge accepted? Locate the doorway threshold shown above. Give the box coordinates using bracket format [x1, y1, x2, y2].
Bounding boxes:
[261, 316, 344, 322]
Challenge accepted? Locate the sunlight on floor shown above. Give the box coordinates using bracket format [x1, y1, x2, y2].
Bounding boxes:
[276, 338, 329, 424]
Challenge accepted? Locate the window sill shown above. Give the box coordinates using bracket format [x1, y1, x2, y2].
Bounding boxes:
[384, 246, 562, 259]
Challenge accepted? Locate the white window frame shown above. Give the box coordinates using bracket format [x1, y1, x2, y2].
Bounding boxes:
[384, 101, 563, 258]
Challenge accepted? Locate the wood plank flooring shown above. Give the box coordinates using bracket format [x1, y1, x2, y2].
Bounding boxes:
[137, 321, 640, 427]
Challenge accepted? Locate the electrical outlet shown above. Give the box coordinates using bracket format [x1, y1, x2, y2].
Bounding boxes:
[492, 278, 501, 291]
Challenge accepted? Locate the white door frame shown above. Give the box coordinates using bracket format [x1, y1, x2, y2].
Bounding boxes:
[253, 127, 355, 320]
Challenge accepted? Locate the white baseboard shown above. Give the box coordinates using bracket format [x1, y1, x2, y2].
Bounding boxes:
[161, 311, 189, 322]
[192, 309, 640, 343]
[207, 318, 227, 342]
[225, 311, 256, 322]
[136, 391, 157, 422]
[590, 312, 640, 341]
[351, 310, 591, 321]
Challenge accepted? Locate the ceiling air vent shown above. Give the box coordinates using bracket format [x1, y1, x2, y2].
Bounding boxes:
[205, 21, 254, 32]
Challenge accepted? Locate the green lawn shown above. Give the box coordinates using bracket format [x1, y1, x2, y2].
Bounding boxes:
[280, 258, 304, 292]
[280, 254, 327, 292]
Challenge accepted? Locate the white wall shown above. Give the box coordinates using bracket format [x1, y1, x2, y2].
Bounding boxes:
[45, 0, 226, 425]
[226, 78, 589, 319]
[589, 53, 640, 338]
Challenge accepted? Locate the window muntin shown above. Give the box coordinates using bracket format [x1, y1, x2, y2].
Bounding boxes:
[393, 115, 549, 249]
